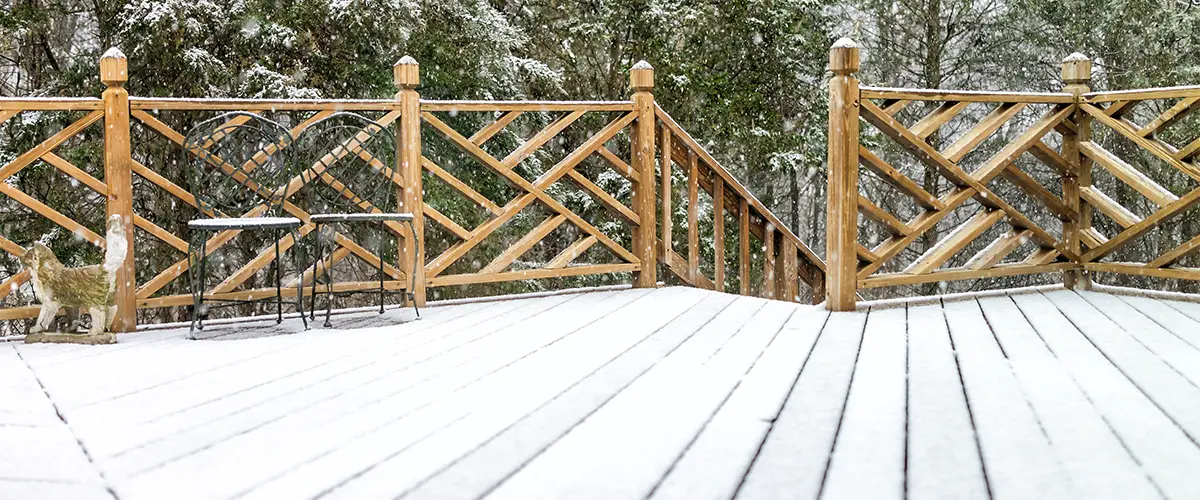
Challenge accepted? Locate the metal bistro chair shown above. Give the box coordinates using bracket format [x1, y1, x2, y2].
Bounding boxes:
[297, 112, 419, 327]
[184, 111, 307, 338]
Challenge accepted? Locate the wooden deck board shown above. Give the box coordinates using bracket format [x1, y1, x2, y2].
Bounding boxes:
[481, 296, 793, 500]
[649, 306, 829, 500]
[820, 307, 907, 500]
[405, 291, 742, 500]
[1013, 292, 1200, 499]
[1043, 290, 1200, 445]
[978, 295, 1160, 499]
[942, 298, 1079, 499]
[735, 310, 867, 500]
[6, 286, 1200, 500]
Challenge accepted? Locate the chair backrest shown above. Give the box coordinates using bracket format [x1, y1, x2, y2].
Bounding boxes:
[183, 111, 297, 219]
[295, 112, 399, 217]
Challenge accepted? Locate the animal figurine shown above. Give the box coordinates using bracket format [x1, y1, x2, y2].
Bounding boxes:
[19, 214, 128, 336]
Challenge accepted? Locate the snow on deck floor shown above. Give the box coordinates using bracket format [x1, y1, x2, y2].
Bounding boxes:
[3, 286, 1200, 500]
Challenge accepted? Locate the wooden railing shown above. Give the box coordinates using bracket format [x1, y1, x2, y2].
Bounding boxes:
[826, 39, 1200, 310]
[0, 50, 826, 332]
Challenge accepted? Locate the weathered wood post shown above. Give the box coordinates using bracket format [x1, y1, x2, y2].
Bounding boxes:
[1061, 52, 1092, 290]
[395, 56, 426, 306]
[763, 225, 776, 299]
[826, 37, 861, 311]
[630, 61, 657, 287]
[101, 48, 136, 332]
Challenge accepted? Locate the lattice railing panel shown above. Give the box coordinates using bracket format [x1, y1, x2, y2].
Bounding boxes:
[418, 104, 642, 289]
[855, 89, 1077, 289]
[1076, 88, 1200, 280]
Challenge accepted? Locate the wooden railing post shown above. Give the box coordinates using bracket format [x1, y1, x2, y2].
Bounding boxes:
[776, 239, 797, 302]
[630, 61, 657, 287]
[395, 56, 426, 306]
[826, 37, 861, 311]
[101, 48, 136, 332]
[1062, 52, 1092, 290]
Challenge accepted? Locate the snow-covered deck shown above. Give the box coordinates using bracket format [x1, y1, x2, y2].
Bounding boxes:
[4, 285, 1200, 500]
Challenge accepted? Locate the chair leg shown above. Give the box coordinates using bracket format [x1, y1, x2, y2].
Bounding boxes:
[292, 227, 308, 331]
[187, 236, 199, 339]
[325, 231, 334, 328]
[378, 220, 385, 315]
[274, 229, 283, 324]
[407, 219, 421, 320]
[311, 222, 320, 321]
[198, 238, 208, 331]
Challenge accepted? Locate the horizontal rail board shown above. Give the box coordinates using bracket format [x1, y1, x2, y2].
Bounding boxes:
[860, 262, 1075, 288]
[1084, 262, 1200, 280]
[861, 87, 1073, 103]
[1084, 85, 1200, 102]
[427, 263, 638, 287]
[130, 98, 397, 110]
[0, 98, 103, 110]
[421, 100, 634, 112]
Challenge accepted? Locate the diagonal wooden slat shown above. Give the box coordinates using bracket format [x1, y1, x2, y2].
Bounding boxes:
[1081, 184, 1200, 262]
[857, 244, 879, 263]
[1082, 103, 1200, 182]
[1103, 100, 1136, 118]
[1080, 141, 1178, 207]
[479, 214, 567, 275]
[1080, 186, 1141, 228]
[596, 147, 636, 179]
[565, 170, 640, 223]
[0, 109, 20, 125]
[882, 99, 911, 115]
[0, 183, 104, 247]
[424, 204, 472, 240]
[1138, 97, 1200, 137]
[469, 111, 522, 145]
[1024, 247, 1060, 266]
[1148, 233, 1200, 268]
[910, 101, 970, 139]
[1175, 137, 1200, 162]
[905, 209, 1005, 274]
[941, 102, 1027, 162]
[1029, 141, 1070, 176]
[41, 151, 187, 252]
[499, 110, 585, 168]
[858, 146, 942, 210]
[0, 110, 103, 183]
[422, 157, 503, 216]
[965, 228, 1031, 270]
[0, 235, 25, 258]
[295, 245, 352, 287]
[547, 235, 597, 269]
[858, 197, 911, 236]
[1001, 165, 1076, 220]
[1080, 227, 1108, 249]
[0, 269, 30, 301]
[971, 104, 1075, 183]
[131, 159, 198, 207]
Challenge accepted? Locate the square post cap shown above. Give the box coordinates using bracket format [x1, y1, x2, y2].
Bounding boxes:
[829, 38, 860, 74]
[394, 56, 419, 89]
[1061, 52, 1091, 85]
[100, 47, 128, 86]
[630, 60, 654, 91]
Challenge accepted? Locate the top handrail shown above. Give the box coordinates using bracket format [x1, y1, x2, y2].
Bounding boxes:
[859, 86, 1074, 103]
[0, 97, 103, 110]
[1083, 85, 1200, 102]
